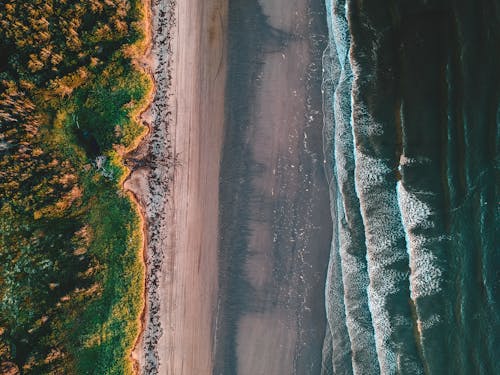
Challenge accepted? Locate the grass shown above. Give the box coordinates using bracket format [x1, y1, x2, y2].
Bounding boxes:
[0, 0, 152, 372]
[47, 9, 151, 374]
[60, 56, 151, 374]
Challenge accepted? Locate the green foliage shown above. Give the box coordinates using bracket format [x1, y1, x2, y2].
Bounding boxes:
[72, 54, 149, 153]
[69, 187, 143, 375]
[0, 0, 149, 373]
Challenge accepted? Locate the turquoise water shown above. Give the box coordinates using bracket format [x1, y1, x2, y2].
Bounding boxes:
[321, 1, 499, 374]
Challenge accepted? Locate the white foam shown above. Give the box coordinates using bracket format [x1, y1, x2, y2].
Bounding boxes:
[355, 152, 393, 193]
[397, 182, 444, 299]
[353, 152, 420, 373]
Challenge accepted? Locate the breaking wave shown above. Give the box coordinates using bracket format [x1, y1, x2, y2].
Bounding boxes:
[321, 1, 499, 374]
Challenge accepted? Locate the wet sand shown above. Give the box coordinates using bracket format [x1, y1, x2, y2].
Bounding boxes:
[216, 0, 330, 374]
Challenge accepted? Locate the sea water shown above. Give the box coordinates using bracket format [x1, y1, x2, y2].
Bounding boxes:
[321, 1, 499, 374]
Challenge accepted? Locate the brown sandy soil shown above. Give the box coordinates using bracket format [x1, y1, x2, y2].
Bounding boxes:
[127, 0, 229, 373]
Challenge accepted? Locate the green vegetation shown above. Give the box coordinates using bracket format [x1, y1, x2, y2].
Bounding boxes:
[0, 1, 150, 373]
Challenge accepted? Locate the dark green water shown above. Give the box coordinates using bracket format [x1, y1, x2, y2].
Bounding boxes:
[322, 0, 499, 374]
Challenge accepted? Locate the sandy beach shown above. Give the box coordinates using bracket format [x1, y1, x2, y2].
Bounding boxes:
[127, 0, 228, 373]
[128, 0, 328, 373]
[216, 0, 330, 374]
[158, 0, 227, 373]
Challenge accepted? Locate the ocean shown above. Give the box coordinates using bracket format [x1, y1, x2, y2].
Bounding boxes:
[321, 0, 499, 374]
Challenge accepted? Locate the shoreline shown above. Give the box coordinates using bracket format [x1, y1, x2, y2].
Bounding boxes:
[125, 0, 229, 373]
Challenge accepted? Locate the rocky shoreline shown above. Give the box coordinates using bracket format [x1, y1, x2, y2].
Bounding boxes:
[125, 0, 177, 373]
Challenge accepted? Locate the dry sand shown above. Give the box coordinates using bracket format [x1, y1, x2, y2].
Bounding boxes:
[127, 0, 228, 373]
[159, 0, 227, 373]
